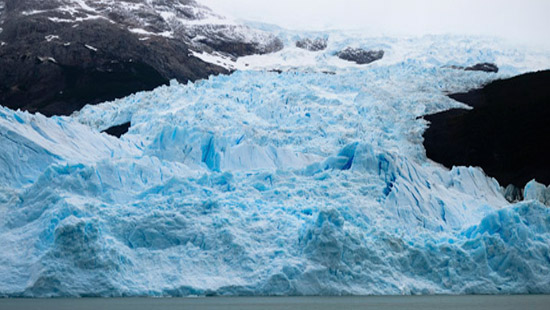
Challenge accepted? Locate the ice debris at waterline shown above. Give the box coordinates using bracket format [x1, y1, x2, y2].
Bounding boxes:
[1, 36, 550, 297]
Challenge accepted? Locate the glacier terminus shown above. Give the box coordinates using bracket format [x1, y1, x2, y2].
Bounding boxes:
[1, 29, 550, 297]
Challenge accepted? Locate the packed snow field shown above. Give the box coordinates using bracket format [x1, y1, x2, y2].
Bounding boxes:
[1, 33, 550, 296]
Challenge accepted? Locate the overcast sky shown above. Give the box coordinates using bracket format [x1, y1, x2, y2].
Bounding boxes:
[202, 0, 550, 47]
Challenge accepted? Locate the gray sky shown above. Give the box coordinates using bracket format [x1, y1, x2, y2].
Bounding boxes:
[203, 0, 550, 47]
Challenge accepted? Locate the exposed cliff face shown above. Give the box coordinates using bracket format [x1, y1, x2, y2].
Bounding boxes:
[0, 0, 283, 116]
[336, 47, 384, 65]
[295, 37, 328, 52]
[465, 63, 499, 73]
[423, 70, 550, 188]
[446, 63, 499, 73]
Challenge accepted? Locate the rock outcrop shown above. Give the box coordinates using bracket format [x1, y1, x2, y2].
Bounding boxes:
[295, 37, 327, 51]
[336, 47, 384, 65]
[446, 63, 499, 73]
[465, 62, 499, 73]
[423, 70, 550, 188]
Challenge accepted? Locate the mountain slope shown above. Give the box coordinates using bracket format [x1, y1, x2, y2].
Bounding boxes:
[0, 0, 282, 116]
[424, 70, 550, 188]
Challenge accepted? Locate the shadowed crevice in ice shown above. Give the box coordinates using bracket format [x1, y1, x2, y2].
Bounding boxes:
[102, 122, 131, 138]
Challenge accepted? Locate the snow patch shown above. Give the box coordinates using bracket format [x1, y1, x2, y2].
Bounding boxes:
[190, 50, 236, 70]
[128, 28, 173, 38]
[21, 10, 49, 16]
[45, 35, 60, 42]
[48, 14, 108, 24]
[84, 44, 97, 52]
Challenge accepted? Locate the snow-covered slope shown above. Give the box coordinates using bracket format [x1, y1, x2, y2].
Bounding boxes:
[193, 25, 550, 74]
[1, 34, 550, 296]
[11, 0, 282, 55]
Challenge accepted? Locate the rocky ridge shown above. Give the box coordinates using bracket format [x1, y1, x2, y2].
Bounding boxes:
[0, 0, 282, 116]
[295, 37, 328, 51]
[336, 47, 384, 65]
[423, 70, 550, 188]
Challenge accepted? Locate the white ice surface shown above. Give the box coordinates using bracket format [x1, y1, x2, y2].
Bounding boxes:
[1, 33, 550, 297]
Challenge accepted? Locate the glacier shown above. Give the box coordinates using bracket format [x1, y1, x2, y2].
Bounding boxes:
[1, 34, 550, 297]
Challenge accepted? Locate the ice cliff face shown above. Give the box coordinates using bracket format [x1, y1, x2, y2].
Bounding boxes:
[1, 34, 550, 297]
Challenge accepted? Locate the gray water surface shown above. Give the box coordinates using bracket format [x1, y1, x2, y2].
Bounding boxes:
[1, 295, 549, 310]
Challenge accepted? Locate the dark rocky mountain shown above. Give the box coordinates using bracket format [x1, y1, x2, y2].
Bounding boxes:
[465, 63, 499, 73]
[0, 0, 283, 116]
[423, 70, 550, 188]
[446, 63, 499, 73]
[336, 47, 384, 65]
[295, 37, 327, 51]
[102, 121, 131, 138]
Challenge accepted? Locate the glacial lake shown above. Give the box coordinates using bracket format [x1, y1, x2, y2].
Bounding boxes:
[1, 295, 549, 310]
